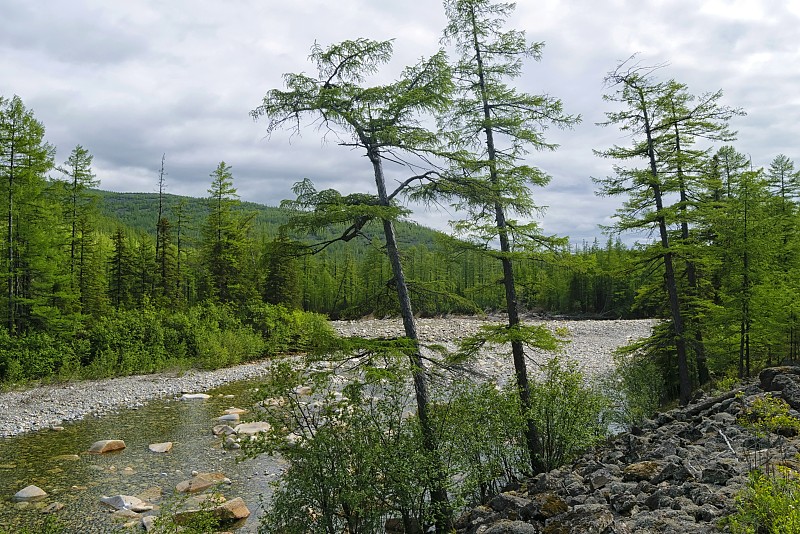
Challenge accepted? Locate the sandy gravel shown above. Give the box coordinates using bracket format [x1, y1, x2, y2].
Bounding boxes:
[0, 317, 654, 437]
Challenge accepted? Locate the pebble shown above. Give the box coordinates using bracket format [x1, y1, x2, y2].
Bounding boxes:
[0, 317, 654, 438]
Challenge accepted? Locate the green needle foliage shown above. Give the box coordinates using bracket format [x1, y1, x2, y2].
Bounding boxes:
[595, 59, 742, 404]
[417, 0, 579, 473]
[252, 38, 456, 531]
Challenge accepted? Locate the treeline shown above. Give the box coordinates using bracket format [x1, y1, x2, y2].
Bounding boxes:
[0, 96, 333, 383]
[2, 85, 800, 394]
[93, 190, 647, 320]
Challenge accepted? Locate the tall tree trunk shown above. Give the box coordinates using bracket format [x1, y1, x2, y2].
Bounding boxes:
[470, 4, 544, 472]
[370, 149, 452, 532]
[739, 176, 751, 378]
[642, 95, 691, 405]
[6, 144, 14, 333]
[673, 120, 710, 385]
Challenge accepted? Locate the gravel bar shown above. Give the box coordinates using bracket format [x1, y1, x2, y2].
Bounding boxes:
[0, 317, 654, 437]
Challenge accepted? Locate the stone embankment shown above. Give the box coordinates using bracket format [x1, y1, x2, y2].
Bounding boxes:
[456, 367, 800, 534]
[0, 317, 654, 437]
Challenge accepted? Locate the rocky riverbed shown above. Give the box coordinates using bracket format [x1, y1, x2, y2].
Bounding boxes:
[455, 367, 800, 533]
[0, 317, 655, 437]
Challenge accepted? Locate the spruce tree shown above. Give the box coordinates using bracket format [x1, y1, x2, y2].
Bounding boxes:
[200, 162, 254, 305]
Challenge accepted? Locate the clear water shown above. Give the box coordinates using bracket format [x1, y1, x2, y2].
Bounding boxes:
[0, 379, 280, 533]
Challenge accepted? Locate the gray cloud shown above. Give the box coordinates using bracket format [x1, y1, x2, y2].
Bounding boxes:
[2, 0, 799, 246]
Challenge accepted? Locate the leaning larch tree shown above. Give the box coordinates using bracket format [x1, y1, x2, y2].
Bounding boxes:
[415, 0, 579, 473]
[251, 38, 454, 531]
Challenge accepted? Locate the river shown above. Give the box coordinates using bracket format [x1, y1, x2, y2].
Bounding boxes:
[0, 317, 655, 532]
[0, 379, 277, 533]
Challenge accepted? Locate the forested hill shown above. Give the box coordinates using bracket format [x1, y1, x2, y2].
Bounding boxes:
[85, 188, 646, 320]
[92, 189, 442, 250]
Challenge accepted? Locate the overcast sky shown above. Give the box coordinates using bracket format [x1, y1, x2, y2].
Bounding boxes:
[2, 0, 799, 244]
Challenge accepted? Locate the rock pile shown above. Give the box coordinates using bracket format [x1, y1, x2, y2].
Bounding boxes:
[456, 366, 800, 534]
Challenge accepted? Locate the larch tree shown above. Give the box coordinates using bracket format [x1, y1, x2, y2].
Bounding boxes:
[707, 155, 774, 377]
[171, 198, 189, 305]
[656, 80, 743, 386]
[251, 38, 455, 531]
[57, 144, 99, 311]
[421, 0, 579, 472]
[594, 63, 693, 404]
[766, 154, 800, 209]
[0, 95, 56, 332]
[153, 153, 176, 303]
[765, 154, 800, 256]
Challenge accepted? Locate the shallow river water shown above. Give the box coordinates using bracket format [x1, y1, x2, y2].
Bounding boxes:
[0, 379, 278, 533]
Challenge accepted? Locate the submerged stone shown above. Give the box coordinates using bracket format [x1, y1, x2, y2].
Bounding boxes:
[100, 494, 153, 512]
[13, 485, 47, 502]
[175, 472, 227, 493]
[181, 393, 211, 400]
[148, 442, 173, 453]
[88, 439, 126, 453]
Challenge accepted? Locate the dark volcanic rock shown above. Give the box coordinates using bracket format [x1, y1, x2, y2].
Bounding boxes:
[455, 367, 800, 534]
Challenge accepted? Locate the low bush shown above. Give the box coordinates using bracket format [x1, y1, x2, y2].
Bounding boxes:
[0, 328, 80, 383]
[84, 306, 168, 377]
[529, 356, 609, 471]
[434, 381, 528, 507]
[603, 350, 664, 430]
[245, 301, 336, 355]
[248, 360, 434, 533]
[725, 468, 800, 533]
[251, 351, 609, 532]
[0, 300, 336, 384]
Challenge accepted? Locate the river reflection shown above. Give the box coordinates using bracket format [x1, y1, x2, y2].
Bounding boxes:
[0, 379, 279, 533]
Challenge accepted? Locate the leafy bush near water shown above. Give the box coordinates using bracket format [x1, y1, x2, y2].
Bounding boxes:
[529, 357, 610, 471]
[602, 349, 665, 430]
[0, 301, 333, 384]
[248, 354, 609, 532]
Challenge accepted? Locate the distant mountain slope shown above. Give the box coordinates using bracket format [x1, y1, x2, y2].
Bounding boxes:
[91, 189, 445, 249]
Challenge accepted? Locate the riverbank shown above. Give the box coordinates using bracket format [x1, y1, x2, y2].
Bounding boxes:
[455, 367, 800, 533]
[0, 317, 654, 437]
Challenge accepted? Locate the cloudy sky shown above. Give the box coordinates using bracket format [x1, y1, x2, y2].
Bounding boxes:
[2, 0, 799, 244]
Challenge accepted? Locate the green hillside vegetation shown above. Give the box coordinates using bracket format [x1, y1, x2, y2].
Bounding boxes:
[2, 80, 798, 403]
[93, 189, 441, 250]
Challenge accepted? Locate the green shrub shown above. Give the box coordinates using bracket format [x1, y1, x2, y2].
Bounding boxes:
[0, 328, 78, 383]
[245, 301, 336, 355]
[84, 306, 168, 377]
[0, 300, 334, 385]
[738, 395, 800, 437]
[434, 381, 528, 506]
[725, 468, 800, 533]
[529, 356, 609, 471]
[249, 361, 434, 533]
[252, 352, 609, 532]
[603, 350, 664, 429]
